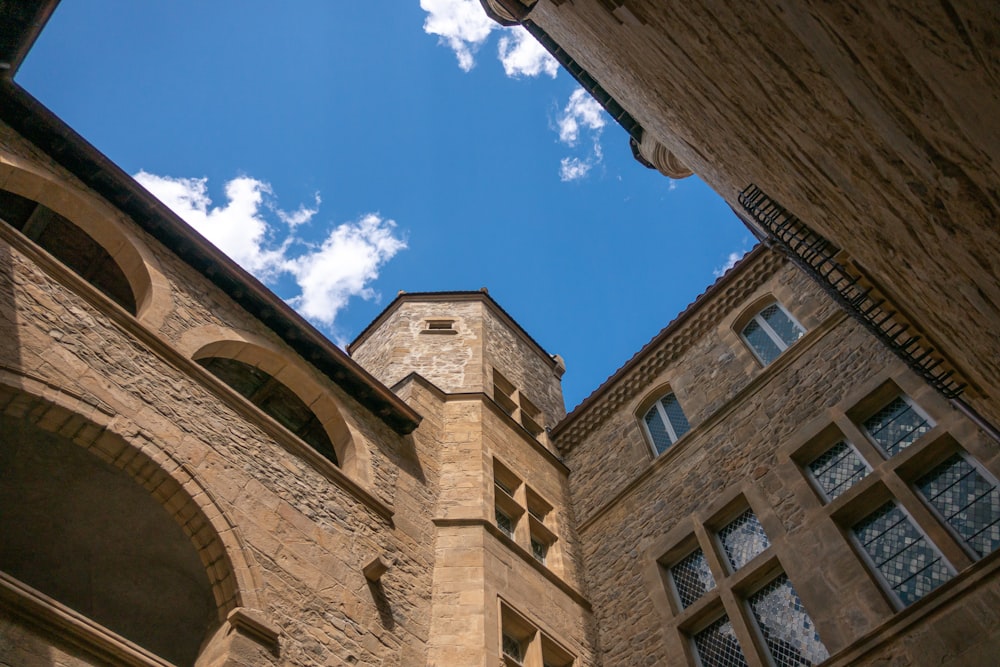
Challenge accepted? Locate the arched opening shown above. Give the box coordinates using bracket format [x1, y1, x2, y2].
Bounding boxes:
[198, 355, 340, 466]
[0, 187, 137, 314]
[0, 412, 217, 665]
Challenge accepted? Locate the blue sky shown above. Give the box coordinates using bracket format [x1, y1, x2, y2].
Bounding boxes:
[18, 0, 751, 411]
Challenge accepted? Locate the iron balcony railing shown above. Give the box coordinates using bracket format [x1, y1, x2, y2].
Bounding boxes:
[738, 184, 966, 399]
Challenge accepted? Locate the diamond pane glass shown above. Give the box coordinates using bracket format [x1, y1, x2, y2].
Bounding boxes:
[749, 574, 829, 666]
[670, 549, 716, 608]
[742, 318, 782, 365]
[808, 441, 870, 500]
[917, 454, 1000, 558]
[760, 304, 804, 346]
[693, 615, 748, 667]
[660, 393, 690, 440]
[853, 502, 952, 606]
[864, 397, 930, 456]
[644, 406, 674, 455]
[719, 509, 770, 571]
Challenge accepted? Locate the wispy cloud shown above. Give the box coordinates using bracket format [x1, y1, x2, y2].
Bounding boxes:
[556, 88, 608, 181]
[498, 26, 558, 78]
[420, 0, 497, 72]
[135, 171, 406, 329]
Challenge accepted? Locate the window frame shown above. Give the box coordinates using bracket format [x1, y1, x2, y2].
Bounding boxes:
[640, 390, 691, 456]
[860, 394, 934, 459]
[739, 301, 805, 366]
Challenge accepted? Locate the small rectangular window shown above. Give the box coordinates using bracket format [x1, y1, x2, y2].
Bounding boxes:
[669, 548, 716, 608]
[852, 501, 952, 606]
[502, 633, 524, 664]
[748, 574, 829, 666]
[531, 537, 548, 564]
[807, 441, 870, 500]
[718, 509, 769, 571]
[496, 507, 515, 539]
[916, 453, 1000, 558]
[863, 396, 931, 457]
[693, 615, 748, 667]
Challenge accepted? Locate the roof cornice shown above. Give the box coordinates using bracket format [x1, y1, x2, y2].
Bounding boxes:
[551, 246, 784, 451]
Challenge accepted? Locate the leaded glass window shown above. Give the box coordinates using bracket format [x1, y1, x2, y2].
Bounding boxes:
[863, 396, 931, 457]
[917, 454, 1000, 558]
[749, 574, 829, 666]
[719, 509, 770, 571]
[496, 507, 514, 539]
[502, 633, 523, 663]
[693, 615, 748, 667]
[670, 548, 716, 608]
[852, 502, 953, 606]
[642, 392, 690, 455]
[741, 303, 805, 365]
[531, 537, 548, 564]
[808, 441, 870, 500]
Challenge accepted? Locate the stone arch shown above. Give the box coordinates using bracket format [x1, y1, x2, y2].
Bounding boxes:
[0, 371, 277, 663]
[0, 153, 172, 327]
[182, 327, 367, 483]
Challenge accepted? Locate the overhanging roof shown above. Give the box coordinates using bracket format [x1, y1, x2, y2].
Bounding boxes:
[0, 79, 421, 435]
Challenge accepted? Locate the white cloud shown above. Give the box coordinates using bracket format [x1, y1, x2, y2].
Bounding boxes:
[713, 251, 744, 278]
[420, 0, 497, 72]
[498, 26, 558, 78]
[135, 171, 406, 328]
[557, 88, 606, 146]
[285, 215, 406, 326]
[275, 193, 320, 229]
[554, 88, 608, 181]
[559, 157, 592, 182]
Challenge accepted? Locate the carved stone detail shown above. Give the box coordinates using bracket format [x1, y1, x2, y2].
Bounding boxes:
[638, 132, 694, 179]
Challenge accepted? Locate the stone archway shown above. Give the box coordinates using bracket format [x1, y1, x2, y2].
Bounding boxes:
[0, 376, 279, 666]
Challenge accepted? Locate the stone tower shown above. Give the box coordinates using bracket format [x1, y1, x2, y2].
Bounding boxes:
[350, 291, 590, 667]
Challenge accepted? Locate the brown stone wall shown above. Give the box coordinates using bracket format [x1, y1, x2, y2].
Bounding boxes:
[563, 259, 837, 524]
[0, 610, 101, 667]
[529, 0, 1000, 430]
[559, 262, 1000, 665]
[0, 120, 442, 664]
[482, 302, 565, 428]
[350, 300, 485, 394]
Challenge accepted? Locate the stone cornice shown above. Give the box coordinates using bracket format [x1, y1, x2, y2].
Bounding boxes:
[552, 247, 785, 453]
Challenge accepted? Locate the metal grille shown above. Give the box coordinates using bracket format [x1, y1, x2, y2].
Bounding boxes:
[693, 615, 748, 667]
[749, 574, 829, 666]
[917, 454, 1000, 558]
[719, 509, 770, 571]
[864, 397, 930, 456]
[742, 318, 781, 365]
[853, 502, 952, 606]
[808, 441, 870, 500]
[737, 184, 965, 399]
[670, 549, 716, 608]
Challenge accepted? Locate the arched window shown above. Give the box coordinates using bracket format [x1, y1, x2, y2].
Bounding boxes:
[740, 302, 804, 365]
[198, 356, 339, 466]
[0, 187, 137, 314]
[642, 392, 690, 455]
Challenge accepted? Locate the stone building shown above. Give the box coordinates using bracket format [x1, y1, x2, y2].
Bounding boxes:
[2, 3, 1000, 667]
[479, 0, 1000, 435]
